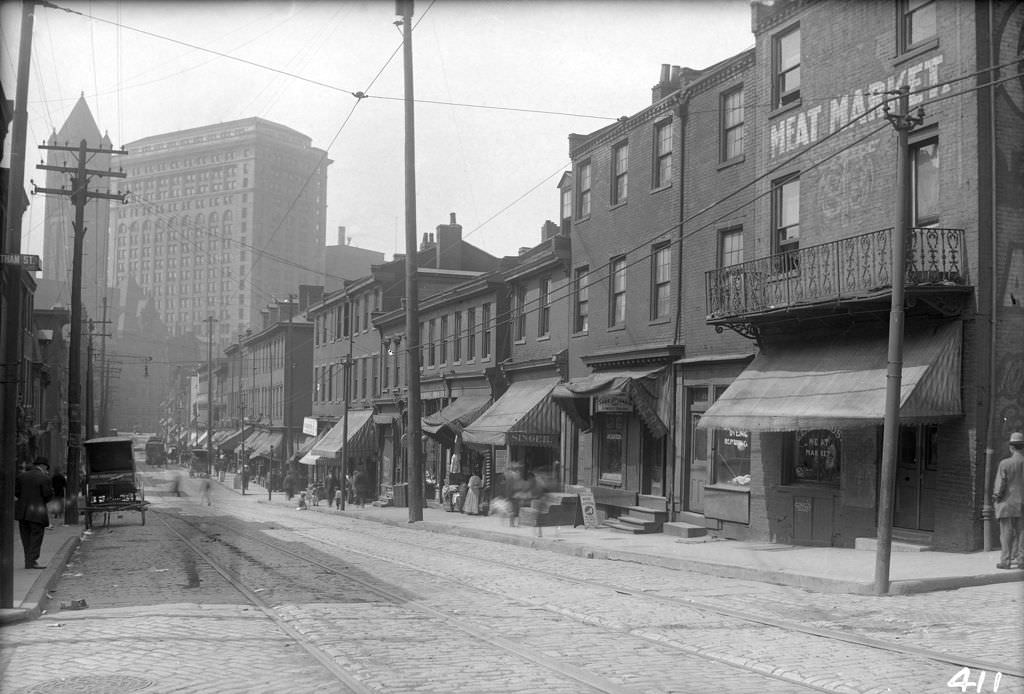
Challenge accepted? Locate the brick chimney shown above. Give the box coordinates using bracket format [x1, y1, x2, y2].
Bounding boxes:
[337, 226, 346, 245]
[541, 220, 560, 241]
[435, 212, 463, 270]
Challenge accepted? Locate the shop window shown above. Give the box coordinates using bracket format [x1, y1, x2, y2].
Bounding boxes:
[599, 415, 626, 486]
[788, 429, 841, 484]
[713, 429, 751, 486]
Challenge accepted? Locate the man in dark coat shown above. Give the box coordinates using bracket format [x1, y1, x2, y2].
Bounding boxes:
[15, 457, 55, 569]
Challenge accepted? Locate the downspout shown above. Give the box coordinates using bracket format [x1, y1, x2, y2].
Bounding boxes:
[671, 94, 688, 519]
[982, 0, 1000, 551]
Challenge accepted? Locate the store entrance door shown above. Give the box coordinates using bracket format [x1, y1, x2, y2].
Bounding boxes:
[893, 425, 938, 532]
[687, 413, 708, 513]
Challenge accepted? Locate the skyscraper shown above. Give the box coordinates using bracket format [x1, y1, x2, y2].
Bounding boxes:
[41, 94, 112, 323]
[111, 117, 329, 346]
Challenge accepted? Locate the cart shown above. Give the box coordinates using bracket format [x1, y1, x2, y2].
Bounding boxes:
[83, 436, 149, 528]
[189, 448, 211, 478]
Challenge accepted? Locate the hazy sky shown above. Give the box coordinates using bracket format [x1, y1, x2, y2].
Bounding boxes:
[2, 0, 754, 264]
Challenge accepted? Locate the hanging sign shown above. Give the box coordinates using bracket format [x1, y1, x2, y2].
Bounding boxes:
[577, 486, 599, 528]
[595, 394, 632, 413]
[302, 417, 318, 436]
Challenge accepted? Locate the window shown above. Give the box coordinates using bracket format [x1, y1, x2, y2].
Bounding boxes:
[788, 429, 841, 485]
[371, 355, 379, 398]
[560, 187, 572, 228]
[911, 138, 939, 227]
[466, 308, 476, 360]
[360, 357, 368, 399]
[574, 266, 589, 333]
[427, 319, 436, 367]
[611, 142, 628, 205]
[713, 429, 752, 486]
[900, 0, 936, 52]
[772, 175, 800, 271]
[538, 277, 551, 337]
[651, 244, 671, 320]
[599, 415, 626, 485]
[721, 87, 745, 161]
[453, 311, 462, 361]
[653, 119, 673, 188]
[773, 25, 800, 108]
[609, 256, 626, 327]
[481, 303, 492, 359]
[513, 286, 527, 342]
[719, 228, 743, 267]
[577, 161, 592, 218]
[439, 315, 448, 364]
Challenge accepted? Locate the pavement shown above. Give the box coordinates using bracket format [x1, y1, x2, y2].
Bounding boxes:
[3, 469, 1020, 625]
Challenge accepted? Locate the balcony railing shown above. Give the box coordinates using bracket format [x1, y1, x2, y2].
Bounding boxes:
[705, 227, 968, 321]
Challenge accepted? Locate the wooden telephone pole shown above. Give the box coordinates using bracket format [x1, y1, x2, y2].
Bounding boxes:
[34, 139, 128, 524]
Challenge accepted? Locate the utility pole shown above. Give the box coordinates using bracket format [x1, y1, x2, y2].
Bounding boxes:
[85, 318, 111, 441]
[398, 0, 423, 522]
[99, 296, 110, 435]
[204, 315, 216, 481]
[340, 299, 354, 511]
[285, 296, 295, 491]
[875, 85, 923, 595]
[1, 0, 37, 610]
[34, 139, 128, 526]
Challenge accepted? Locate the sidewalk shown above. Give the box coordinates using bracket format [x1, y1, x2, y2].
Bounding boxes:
[228, 473, 1023, 597]
[1, 523, 83, 626]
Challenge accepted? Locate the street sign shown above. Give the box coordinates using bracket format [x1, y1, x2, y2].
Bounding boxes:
[0, 253, 40, 271]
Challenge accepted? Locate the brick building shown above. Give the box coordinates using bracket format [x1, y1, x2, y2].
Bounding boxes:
[698, 0, 1023, 551]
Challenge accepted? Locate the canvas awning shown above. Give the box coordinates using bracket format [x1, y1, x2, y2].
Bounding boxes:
[292, 433, 320, 465]
[311, 409, 375, 458]
[462, 378, 561, 448]
[697, 321, 962, 432]
[215, 426, 253, 452]
[552, 366, 670, 437]
[422, 393, 491, 438]
[248, 431, 283, 457]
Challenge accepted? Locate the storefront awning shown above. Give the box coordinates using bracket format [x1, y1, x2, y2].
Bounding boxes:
[311, 409, 375, 458]
[422, 393, 491, 438]
[215, 426, 253, 452]
[463, 378, 561, 448]
[552, 366, 670, 437]
[248, 432, 283, 457]
[697, 321, 962, 432]
[291, 433, 319, 464]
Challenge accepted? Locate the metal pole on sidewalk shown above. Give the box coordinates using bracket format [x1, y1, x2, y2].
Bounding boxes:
[875, 85, 923, 595]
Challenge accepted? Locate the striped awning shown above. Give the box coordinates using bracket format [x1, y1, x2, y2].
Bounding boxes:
[552, 366, 669, 438]
[462, 378, 561, 448]
[697, 321, 962, 431]
[311, 409, 375, 458]
[422, 393, 491, 438]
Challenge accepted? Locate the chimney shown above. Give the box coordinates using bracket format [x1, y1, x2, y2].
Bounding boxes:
[651, 62, 680, 103]
[420, 232, 432, 251]
[541, 220, 560, 241]
[435, 212, 463, 270]
[337, 226, 346, 246]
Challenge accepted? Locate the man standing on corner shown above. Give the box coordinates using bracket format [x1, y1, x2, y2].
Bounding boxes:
[15, 456, 55, 569]
[993, 432, 1024, 570]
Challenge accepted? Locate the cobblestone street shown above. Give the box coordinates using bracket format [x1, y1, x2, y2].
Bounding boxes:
[1, 473, 1021, 694]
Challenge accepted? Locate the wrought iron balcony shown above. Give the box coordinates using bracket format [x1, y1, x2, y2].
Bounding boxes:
[705, 227, 969, 324]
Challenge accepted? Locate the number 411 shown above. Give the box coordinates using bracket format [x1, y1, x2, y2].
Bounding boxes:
[948, 668, 1003, 693]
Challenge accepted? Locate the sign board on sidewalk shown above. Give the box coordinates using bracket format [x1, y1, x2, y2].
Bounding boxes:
[577, 486, 599, 528]
[1, 253, 41, 271]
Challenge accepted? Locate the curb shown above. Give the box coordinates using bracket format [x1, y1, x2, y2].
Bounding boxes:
[0, 531, 83, 625]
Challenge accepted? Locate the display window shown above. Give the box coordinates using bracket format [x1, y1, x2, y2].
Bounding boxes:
[789, 429, 841, 484]
[713, 429, 751, 486]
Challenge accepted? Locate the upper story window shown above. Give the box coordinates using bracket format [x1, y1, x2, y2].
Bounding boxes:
[577, 161, 592, 218]
[611, 142, 629, 205]
[721, 87, 745, 161]
[719, 227, 744, 267]
[609, 256, 626, 327]
[911, 137, 939, 227]
[439, 315, 448, 364]
[466, 308, 477, 360]
[653, 119, 673, 189]
[773, 25, 801, 109]
[513, 286, 527, 342]
[651, 244, 671, 320]
[560, 187, 572, 228]
[538, 277, 551, 338]
[900, 0, 936, 53]
[427, 318, 436, 367]
[772, 175, 800, 271]
[452, 311, 462, 361]
[481, 303, 492, 359]
[574, 266, 589, 333]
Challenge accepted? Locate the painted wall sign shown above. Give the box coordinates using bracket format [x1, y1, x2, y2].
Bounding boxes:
[769, 54, 951, 159]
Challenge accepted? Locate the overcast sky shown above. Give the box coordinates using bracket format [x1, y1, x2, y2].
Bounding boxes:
[2, 0, 754, 264]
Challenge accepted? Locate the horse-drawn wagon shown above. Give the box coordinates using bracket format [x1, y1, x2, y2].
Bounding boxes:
[83, 436, 149, 528]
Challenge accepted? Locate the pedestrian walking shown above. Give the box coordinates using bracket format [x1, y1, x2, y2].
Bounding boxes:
[15, 457, 54, 569]
[993, 431, 1024, 569]
[200, 477, 213, 506]
[241, 466, 250, 495]
[463, 469, 482, 515]
[351, 469, 367, 508]
[50, 467, 68, 526]
[334, 487, 343, 510]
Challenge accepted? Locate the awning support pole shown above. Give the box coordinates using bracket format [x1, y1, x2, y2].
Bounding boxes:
[875, 86, 922, 595]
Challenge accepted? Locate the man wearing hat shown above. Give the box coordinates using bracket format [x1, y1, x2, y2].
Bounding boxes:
[993, 432, 1024, 569]
[15, 457, 55, 569]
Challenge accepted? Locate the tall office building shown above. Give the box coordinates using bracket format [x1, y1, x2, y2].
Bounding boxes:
[111, 118, 329, 345]
[41, 94, 113, 322]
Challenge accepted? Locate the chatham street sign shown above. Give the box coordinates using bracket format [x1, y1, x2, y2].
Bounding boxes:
[0, 253, 41, 271]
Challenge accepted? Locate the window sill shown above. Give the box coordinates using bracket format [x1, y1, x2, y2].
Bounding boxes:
[571, 330, 589, 338]
[607, 324, 625, 333]
[777, 482, 840, 493]
[894, 37, 939, 66]
[648, 316, 671, 326]
[650, 183, 672, 195]
[704, 483, 750, 493]
[513, 338, 527, 345]
[609, 201, 627, 211]
[718, 155, 745, 171]
[768, 99, 803, 120]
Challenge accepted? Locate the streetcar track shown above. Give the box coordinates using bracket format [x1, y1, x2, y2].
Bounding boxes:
[156, 507, 862, 694]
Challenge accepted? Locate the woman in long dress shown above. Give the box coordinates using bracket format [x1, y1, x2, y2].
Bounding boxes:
[463, 471, 482, 515]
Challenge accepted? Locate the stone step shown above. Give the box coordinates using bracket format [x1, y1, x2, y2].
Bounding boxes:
[853, 537, 932, 552]
[662, 522, 707, 538]
[620, 506, 668, 523]
[603, 517, 660, 534]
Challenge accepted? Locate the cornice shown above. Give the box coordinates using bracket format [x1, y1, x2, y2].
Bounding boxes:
[570, 92, 682, 159]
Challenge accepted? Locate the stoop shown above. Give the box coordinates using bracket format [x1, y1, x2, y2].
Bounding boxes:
[662, 521, 707, 538]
